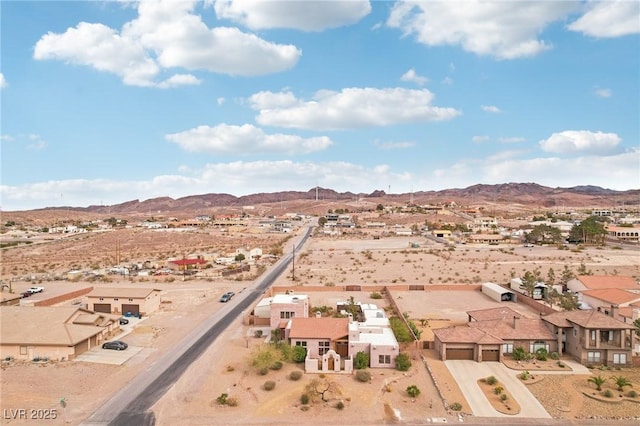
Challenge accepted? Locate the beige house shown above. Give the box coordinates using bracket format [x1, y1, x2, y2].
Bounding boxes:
[541, 310, 635, 367]
[0, 306, 120, 361]
[87, 287, 161, 316]
[268, 293, 310, 329]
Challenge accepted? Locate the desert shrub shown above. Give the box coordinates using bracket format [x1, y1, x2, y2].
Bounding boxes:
[226, 397, 239, 407]
[512, 346, 527, 361]
[406, 385, 421, 398]
[494, 386, 504, 395]
[216, 393, 228, 405]
[259, 367, 269, 375]
[549, 351, 559, 360]
[270, 361, 283, 370]
[486, 376, 498, 385]
[603, 389, 614, 398]
[519, 370, 530, 380]
[335, 401, 345, 410]
[500, 393, 508, 402]
[354, 351, 369, 369]
[289, 370, 303, 381]
[535, 347, 548, 361]
[300, 393, 310, 404]
[389, 317, 414, 342]
[450, 402, 462, 411]
[627, 390, 638, 398]
[263, 380, 276, 391]
[355, 369, 371, 382]
[292, 345, 307, 363]
[254, 330, 263, 338]
[395, 353, 411, 371]
[369, 292, 382, 299]
[226, 365, 235, 372]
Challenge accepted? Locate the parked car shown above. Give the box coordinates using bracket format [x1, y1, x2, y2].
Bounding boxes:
[28, 286, 45, 294]
[102, 341, 128, 351]
[219, 291, 235, 303]
[119, 318, 129, 325]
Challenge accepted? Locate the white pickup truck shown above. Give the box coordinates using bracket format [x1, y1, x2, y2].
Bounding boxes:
[28, 286, 45, 294]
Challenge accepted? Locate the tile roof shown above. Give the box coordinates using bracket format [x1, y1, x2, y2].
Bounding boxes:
[576, 275, 638, 290]
[87, 287, 161, 299]
[467, 307, 522, 321]
[581, 288, 640, 305]
[432, 326, 503, 344]
[288, 317, 349, 340]
[0, 306, 118, 346]
[542, 310, 635, 330]
[468, 318, 555, 340]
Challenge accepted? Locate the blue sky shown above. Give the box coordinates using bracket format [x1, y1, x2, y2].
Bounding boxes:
[1, 0, 639, 211]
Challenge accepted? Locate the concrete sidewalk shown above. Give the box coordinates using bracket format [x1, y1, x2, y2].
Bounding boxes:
[445, 360, 551, 418]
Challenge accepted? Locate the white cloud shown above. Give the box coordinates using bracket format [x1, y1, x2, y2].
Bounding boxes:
[250, 87, 461, 130]
[212, 0, 371, 31]
[539, 130, 621, 154]
[400, 68, 428, 86]
[33, 0, 301, 87]
[568, 0, 640, 38]
[387, 0, 578, 59]
[1, 134, 14, 142]
[441, 76, 454, 85]
[498, 137, 524, 143]
[217, 97, 226, 106]
[0, 160, 410, 210]
[432, 148, 640, 191]
[0, 73, 7, 88]
[594, 87, 612, 98]
[481, 105, 502, 113]
[472, 135, 490, 143]
[165, 124, 333, 155]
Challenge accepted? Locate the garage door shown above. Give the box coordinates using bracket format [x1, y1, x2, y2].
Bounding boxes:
[93, 303, 111, 313]
[446, 348, 474, 360]
[482, 349, 500, 361]
[122, 304, 140, 315]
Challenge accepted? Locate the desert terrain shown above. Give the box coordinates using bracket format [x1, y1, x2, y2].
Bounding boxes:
[1, 200, 640, 425]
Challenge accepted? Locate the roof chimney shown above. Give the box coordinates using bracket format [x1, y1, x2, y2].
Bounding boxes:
[513, 316, 519, 329]
[609, 305, 618, 319]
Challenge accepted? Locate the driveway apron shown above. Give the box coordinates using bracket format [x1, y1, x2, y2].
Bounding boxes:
[445, 360, 551, 418]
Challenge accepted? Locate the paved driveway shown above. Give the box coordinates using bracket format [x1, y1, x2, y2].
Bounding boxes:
[75, 345, 144, 365]
[445, 360, 551, 418]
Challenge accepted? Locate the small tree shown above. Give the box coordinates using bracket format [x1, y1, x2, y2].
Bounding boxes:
[611, 376, 632, 392]
[354, 351, 369, 369]
[406, 385, 421, 398]
[395, 353, 412, 371]
[234, 253, 246, 262]
[588, 375, 605, 391]
[292, 345, 307, 363]
[535, 347, 548, 361]
[512, 346, 527, 361]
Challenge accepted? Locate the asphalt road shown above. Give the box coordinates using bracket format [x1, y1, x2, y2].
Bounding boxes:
[81, 224, 313, 426]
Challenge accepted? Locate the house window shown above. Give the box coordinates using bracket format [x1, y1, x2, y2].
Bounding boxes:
[296, 341, 307, 347]
[20, 346, 27, 355]
[502, 343, 513, 354]
[590, 330, 596, 340]
[379, 355, 391, 364]
[613, 353, 627, 365]
[318, 341, 330, 356]
[573, 328, 577, 337]
[587, 351, 601, 363]
[280, 311, 295, 319]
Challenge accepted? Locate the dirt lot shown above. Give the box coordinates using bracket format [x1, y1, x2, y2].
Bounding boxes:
[1, 230, 640, 425]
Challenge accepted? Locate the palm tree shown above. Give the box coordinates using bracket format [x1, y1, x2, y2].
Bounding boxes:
[611, 376, 632, 392]
[588, 375, 605, 391]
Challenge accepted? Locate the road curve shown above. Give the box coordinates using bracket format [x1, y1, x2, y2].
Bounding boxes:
[82, 224, 313, 426]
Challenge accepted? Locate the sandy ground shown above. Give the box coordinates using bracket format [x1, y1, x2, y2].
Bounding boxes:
[1, 231, 639, 425]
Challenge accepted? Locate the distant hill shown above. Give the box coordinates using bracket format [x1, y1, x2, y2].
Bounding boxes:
[28, 182, 638, 215]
